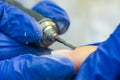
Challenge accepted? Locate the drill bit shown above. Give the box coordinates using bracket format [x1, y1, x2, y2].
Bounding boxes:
[55, 36, 77, 49]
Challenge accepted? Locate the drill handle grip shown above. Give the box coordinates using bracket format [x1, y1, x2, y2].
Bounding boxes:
[5, 0, 45, 22]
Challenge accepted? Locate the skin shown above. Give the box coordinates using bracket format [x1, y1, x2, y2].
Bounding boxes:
[52, 46, 98, 74]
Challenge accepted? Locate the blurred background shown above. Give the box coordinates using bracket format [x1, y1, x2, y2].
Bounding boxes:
[50, 0, 120, 50]
[15, 0, 120, 50]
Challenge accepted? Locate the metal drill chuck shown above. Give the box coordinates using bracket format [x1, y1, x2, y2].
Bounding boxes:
[39, 18, 59, 47]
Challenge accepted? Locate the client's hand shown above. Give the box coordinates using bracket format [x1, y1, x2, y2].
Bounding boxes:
[52, 46, 98, 74]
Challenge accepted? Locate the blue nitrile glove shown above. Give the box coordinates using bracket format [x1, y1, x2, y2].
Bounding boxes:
[75, 24, 120, 80]
[0, 1, 44, 60]
[32, 0, 70, 34]
[0, 1, 74, 79]
[0, 54, 74, 80]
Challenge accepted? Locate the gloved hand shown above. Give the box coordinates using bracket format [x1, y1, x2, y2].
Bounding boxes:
[0, 54, 74, 80]
[0, 0, 70, 59]
[75, 24, 120, 80]
[32, 0, 70, 34]
[0, 1, 43, 60]
[0, 1, 75, 80]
